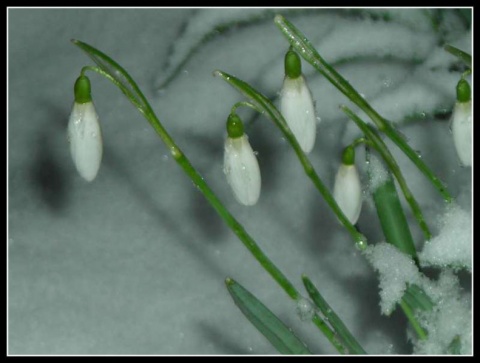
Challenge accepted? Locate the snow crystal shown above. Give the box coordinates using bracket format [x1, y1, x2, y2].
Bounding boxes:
[413, 271, 472, 355]
[295, 297, 315, 322]
[419, 204, 472, 271]
[363, 242, 420, 315]
[367, 154, 389, 193]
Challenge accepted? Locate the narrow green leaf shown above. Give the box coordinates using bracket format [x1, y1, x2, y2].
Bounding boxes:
[403, 284, 434, 312]
[72, 40, 301, 302]
[274, 14, 452, 203]
[341, 106, 431, 241]
[225, 278, 311, 355]
[399, 299, 428, 340]
[444, 44, 472, 69]
[302, 275, 366, 355]
[71, 39, 151, 115]
[214, 70, 366, 247]
[370, 165, 418, 260]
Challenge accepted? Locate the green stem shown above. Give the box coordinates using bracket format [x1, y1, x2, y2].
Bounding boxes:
[274, 15, 453, 203]
[341, 106, 431, 241]
[231, 101, 259, 115]
[400, 299, 428, 340]
[80, 68, 300, 302]
[214, 70, 367, 249]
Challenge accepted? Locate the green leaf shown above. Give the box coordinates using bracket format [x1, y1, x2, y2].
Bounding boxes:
[302, 275, 366, 355]
[274, 14, 452, 203]
[444, 44, 472, 69]
[403, 284, 434, 312]
[342, 106, 431, 242]
[214, 70, 366, 247]
[225, 278, 311, 355]
[369, 162, 418, 260]
[71, 39, 151, 115]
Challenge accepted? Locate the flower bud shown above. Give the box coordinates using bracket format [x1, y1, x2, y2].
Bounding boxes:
[280, 50, 317, 154]
[223, 114, 261, 206]
[67, 75, 103, 182]
[451, 79, 472, 167]
[333, 147, 362, 224]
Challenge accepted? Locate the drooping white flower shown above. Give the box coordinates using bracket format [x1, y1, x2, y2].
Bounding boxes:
[333, 147, 362, 225]
[451, 79, 472, 167]
[280, 50, 317, 154]
[67, 75, 103, 182]
[223, 114, 261, 206]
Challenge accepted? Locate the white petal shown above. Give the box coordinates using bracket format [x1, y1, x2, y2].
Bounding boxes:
[452, 100, 472, 167]
[224, 135, 261, 206]
[280, 75, 317, 154]
[333, 164, 362, 224]
[67, 102, 103, 182]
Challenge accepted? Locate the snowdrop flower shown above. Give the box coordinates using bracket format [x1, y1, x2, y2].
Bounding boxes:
[280, 49, 317, 154]
[67, 75, 103, 182]
[223, 113, 261, 206]
[451, 78, 472, 167]
[333, 146, 362, 225]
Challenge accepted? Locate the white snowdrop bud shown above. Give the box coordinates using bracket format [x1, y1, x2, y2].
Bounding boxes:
[280, 50, 317, 154]
[223, 114, 261, 206]
[333, 146, 362, 225]
[451, 79, 472, 167]
[67, 75, 103, 182]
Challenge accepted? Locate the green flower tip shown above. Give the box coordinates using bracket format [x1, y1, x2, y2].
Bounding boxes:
[285, 50, 302, 79]
[342, 145, 356, 165]
[226, 113, 244, 139]
[456, 78, 471, 103]
[74, 75, 92, 104]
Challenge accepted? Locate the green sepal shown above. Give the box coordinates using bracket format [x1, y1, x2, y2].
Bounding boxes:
[456, 78, 471, 103]
[342, 145, 355, 166]
[285, 50, 302, 79]
[226, 113, 244, 139]
[74, 75, 92, 104]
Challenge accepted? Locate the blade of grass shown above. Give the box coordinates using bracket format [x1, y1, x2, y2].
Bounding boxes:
[302, 275, 366, 355]
[225, 278, 311, 355]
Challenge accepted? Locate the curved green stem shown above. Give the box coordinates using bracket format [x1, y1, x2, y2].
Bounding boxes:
[350, 137, 371, 149]
[73, 40, 299, 301]
[341, 106, 431, 241]
[274, 15, 453, 203]
[214, 70, 367, 249]
[231, 101, 261, 114]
